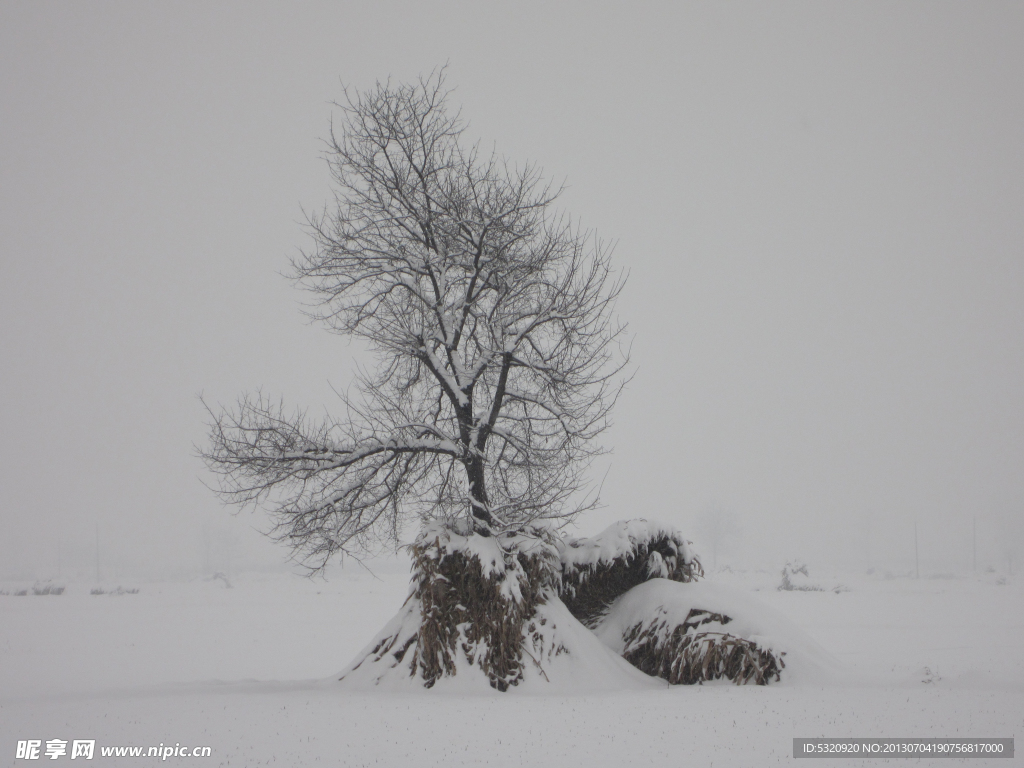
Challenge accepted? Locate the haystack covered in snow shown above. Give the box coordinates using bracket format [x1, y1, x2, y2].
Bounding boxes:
[337, 521, 651, 692]
[597, 583, 784, 685]
[340, 519, 828, 691]
[594, 579, 838, 685]
[558, 520, 784, 685]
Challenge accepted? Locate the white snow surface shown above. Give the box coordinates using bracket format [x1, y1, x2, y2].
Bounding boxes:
[2, 565, 1021, 766]
[593, 578, 842, 684]
[559, 518, 696, 570]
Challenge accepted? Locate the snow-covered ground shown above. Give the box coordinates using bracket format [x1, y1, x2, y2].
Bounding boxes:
[1, 563, 1020, 766]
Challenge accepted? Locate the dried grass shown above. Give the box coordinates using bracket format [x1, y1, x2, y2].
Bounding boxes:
[352, 526, 561, 691]
[31, 583, 65, 596]
[410, 537, 558, 690]
[560, 533, 703, 627]
[778, 561, 824, 592]
[620, 608, 784, 685]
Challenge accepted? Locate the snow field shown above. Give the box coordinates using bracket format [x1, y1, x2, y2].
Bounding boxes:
[1, 564, 1021, 767]
[3, 685, 1017, 767]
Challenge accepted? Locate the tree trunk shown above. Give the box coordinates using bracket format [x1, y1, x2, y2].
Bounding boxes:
[466, 455, 493, 531]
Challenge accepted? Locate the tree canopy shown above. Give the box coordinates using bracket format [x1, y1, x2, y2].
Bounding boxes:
[204, 71, 628, 570]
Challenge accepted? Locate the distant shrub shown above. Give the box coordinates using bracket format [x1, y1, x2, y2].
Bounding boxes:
[32, 583, 65, 596]
[778, 562, 824, 592]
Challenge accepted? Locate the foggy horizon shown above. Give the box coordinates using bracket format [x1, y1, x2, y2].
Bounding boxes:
[2, 2, 1022, 583]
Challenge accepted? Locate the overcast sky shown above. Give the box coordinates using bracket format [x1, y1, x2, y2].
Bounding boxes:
[2, 1, 1022, 580]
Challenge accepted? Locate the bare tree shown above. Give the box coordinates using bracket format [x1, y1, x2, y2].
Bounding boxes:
[203, 71, 628, 571]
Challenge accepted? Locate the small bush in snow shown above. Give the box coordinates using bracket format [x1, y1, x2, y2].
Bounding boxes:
[31, 582, 65, 596]
[778, 561, 824, 592]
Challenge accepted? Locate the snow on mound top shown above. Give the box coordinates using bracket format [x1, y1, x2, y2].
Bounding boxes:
[593, 579, 842, 685]
[560, 518, 697, 571]
[515, 598, 660, 693]
[415, 520, 560, 604]
[558, 519, 702, 627]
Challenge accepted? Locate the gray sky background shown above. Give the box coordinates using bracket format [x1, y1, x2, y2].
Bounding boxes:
[2, 1, 1022, 580]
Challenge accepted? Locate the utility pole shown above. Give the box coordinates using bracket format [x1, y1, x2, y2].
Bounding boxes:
[972, 517, 976, 572]
[914, 522, 919, 579]
[95, 523, 100, 583]
[865, 513, 873, 573]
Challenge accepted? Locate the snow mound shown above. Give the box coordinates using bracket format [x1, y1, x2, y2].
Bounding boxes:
[337, 522, 657, 693]
[515, 597, 659, 693]
[338, 593, 658, 694]
[338, 521, 839, 691]
[559, 518, 699, 573]
[593, 579, 841, 685]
